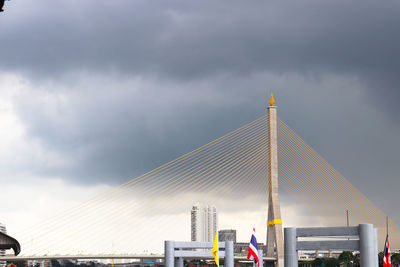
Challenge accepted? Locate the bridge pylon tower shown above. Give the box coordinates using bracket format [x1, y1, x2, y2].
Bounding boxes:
[265, 94, 284, 267]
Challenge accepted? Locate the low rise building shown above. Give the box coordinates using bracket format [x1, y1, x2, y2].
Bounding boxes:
[218, 229, 236, 243]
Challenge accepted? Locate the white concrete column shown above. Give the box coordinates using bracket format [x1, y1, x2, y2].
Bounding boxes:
[284, 228, 297, 267]
[165, 240, 175, 267]
[258, 249, 264, 267]
[359, 224, 376, 267]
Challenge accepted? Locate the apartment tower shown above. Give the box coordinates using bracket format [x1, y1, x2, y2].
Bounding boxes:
[191, 203, 217, 242]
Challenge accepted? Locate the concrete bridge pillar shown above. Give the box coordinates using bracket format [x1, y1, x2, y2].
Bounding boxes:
[165, 241, 174, 267]
[225, 241, 234, 267]
[359, 224, 377, 267]
[258, 250, 263, 267]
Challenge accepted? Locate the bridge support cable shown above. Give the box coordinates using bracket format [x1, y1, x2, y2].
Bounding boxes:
[28, 119, 267, 245]
[18, 117, 267, 242]
[29, 154, 268, 255]
[17, 115, 399, 255]
[277, 118, 400, 248]
[19, 117, 269, 255]
[25, 121, 267, 253]
[30, 135, 269, 255]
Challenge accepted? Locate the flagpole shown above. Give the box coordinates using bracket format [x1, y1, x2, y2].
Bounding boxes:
[386, 216, 388, 237]
[346, 210, 349, 241]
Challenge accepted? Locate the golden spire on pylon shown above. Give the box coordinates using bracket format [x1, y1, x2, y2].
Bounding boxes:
[269, 93, 276, 106]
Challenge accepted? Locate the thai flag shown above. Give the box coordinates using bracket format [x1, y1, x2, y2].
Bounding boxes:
[383, 235, 391, 267]
[247, 228, 259, 267]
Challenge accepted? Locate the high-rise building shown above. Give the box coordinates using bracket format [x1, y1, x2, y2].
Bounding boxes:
[207, 205, 217, 242]
[191, 204, 205, 242]
[0, 223, 7, 267]
[191, 203, 217, 242]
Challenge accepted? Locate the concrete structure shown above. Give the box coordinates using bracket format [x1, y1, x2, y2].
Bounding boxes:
[1, 254, 166, 261]
[234, 242, 267, 255]
[217, 230, 271, 259]
[218, 229, 236, 243]
[191, 204, 217, 242]
[258, 250, 264, 267]
[284, 224, 378, 267]
[164, 241, 233, 267]
[0, 231, 20, 256]
[1, 253, 277, 262]
[0, 223, 6, 267]
[266, 94, 284, 267]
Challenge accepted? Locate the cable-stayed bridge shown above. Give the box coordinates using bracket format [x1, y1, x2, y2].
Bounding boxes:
[6, 100, 400, 260]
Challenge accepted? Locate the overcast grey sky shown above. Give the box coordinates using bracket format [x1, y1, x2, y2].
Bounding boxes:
[0, 0, 400, 248]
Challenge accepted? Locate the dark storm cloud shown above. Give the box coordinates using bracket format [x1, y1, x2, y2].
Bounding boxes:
[12, 81, 262, 184]
[0, 1, 399, 80]
[1, 0, 400, 117]
[1, 0, 400, 187]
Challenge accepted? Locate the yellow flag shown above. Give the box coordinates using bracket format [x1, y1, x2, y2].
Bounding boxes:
[212, 231, 219, 266]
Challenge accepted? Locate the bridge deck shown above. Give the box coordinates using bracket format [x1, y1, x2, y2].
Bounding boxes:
[0, 255, 276, 262]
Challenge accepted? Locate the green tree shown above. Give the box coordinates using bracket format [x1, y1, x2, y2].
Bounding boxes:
[338, 251, 353, 266]
[379, 251, 384, 266]
[353, 253, 360, 267]
[299, 261, 311, 267]
[312, 258, 324, 267]
[65, 260, 76, 267]
[51, 260, 61, 267]
[392, 253, 400, 266]
[324, 258, 340, 267]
